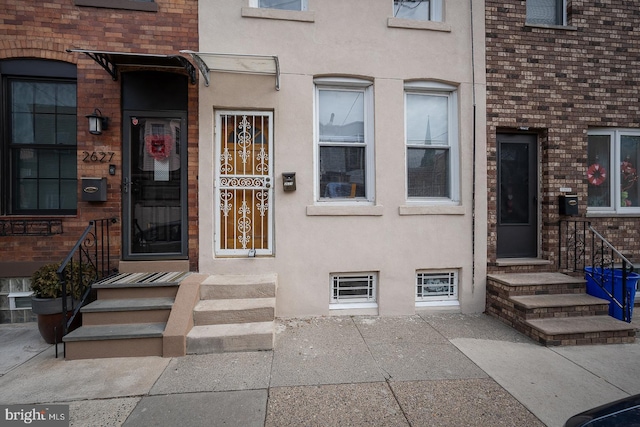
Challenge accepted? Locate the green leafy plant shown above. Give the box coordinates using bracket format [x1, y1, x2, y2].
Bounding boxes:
[31, 262, 96, 300]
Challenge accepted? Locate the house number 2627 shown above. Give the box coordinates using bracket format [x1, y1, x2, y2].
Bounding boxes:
[82, 151, 115, 163]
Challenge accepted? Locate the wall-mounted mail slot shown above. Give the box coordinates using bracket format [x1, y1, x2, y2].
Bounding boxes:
[81, 177, 107, 202]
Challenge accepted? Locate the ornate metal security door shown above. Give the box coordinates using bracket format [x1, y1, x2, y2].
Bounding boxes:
[215, 112, 273, 256]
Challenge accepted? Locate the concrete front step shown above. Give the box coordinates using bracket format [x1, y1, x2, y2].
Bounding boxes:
[200, 274, 277, 300]
[63, 322, 166, 359]
[486, 271, 637, 346]
[510, 294, 611, 320]
[193, 298, 275, 325]
[525, 316, 636, 346]
[186, 321, 274, 354]
[81, 297, 175, 325]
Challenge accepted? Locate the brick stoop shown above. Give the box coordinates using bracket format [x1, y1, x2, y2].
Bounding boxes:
[186, 273, 277, 354]
[63, 272, 191, 360]
[487, 272, 636, 346]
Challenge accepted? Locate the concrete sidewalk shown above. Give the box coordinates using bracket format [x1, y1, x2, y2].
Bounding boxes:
[1, 313, 639, 427]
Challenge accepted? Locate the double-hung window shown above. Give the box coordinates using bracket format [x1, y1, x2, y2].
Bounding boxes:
[252, 0, 307, 11]
[315, 78, 374, 202]
[587, 129, 640, 214]
[393, 0, 442, 22]
[404, 81, 458, 201]
[2, 60, 77, 215]
[526, 0, 566, 26]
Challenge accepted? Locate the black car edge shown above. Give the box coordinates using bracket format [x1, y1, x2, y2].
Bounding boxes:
[564, 393, 640, 427]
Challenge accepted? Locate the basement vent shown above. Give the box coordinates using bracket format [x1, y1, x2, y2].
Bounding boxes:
[9, 292, 33, 310]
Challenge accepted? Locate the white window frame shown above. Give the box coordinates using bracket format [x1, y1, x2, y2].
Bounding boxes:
[250, 0, 307, 11]
[525, 0, 567, 26]
[329, 273, 377, 309]
[404, 81, 459, 204]
[314, 77, 375, 204]
[393, 0, 442, 22]
[415, 270, 459, 306]
[587, 129, 640, 215]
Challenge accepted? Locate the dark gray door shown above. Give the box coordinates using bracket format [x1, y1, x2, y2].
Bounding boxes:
[497, 133, 538, 258]
[122, 112, 188, 259]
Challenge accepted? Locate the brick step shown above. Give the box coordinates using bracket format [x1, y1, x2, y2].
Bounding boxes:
[92, 272, 189, 300]
[200, 273, 277, 300]
[63, 322, 166, 359]
[510, 294, 611, 320]
[525, 316, 636, 346]
[81, 297, 174, 325]
[186, 321, 274, 354]
[193, 298, 275, 325]
[488, 272, 585, 296]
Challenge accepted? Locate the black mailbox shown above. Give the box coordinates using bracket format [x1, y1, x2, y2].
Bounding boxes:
[559, 194, 578, 216]
[81, 177, 107, 202]
[282, 172, 296, 192]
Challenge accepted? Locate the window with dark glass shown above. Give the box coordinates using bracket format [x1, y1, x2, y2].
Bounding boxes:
[6, 78, 77, 214]
[526, 0, 565, 26]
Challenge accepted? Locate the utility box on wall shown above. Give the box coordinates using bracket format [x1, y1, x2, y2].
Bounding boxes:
[81, 177, 107, 202]
[559, 194, 578, 216]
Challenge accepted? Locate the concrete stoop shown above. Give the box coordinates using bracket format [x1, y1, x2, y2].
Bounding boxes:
[487, 272, 636, 346]
[63, 272, 190, 360]
[186, 273, 277, 354]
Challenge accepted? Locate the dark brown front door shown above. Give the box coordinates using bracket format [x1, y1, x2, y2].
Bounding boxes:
[497, 133, 538, 258]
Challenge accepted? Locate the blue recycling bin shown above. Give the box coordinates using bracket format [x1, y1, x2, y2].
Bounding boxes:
[585, 267, 640, 321]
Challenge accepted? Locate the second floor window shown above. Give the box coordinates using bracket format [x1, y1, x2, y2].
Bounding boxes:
[393, 0, 442, 22]
[255, 0, 307, 11]
[526, 0, 565, 26]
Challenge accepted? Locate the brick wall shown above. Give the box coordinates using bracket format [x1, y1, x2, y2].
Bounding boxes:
[0, 0, 199, 276]
[486, 0, 640, 272]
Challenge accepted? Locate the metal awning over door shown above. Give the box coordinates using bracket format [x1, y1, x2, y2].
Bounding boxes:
[180, 50, 280, 90]
[66, 49, 197, 84]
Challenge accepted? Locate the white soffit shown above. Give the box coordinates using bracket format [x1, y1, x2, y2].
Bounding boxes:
[180, 51, 280, 90]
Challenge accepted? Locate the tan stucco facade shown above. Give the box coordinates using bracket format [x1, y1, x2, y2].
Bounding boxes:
[197, 0, 487, 317]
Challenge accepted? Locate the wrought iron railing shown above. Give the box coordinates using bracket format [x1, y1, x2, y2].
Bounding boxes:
[559, 219, 636, 322]
[55, 218, 118, 354]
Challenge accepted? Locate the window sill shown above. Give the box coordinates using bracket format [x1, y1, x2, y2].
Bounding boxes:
[399, 204, 464, 215]
[586, 211, 640, 218]
[524, 23, 577, 31]
[387, 17, 451, 32]
[416, 300, 460, 308]
[329, 303, 378, 316]
[74, 0, 158, 12]
[306, 204, 383, 216]
[241, 7, 315, 22]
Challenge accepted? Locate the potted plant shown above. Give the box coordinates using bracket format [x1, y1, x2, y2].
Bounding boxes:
[30, 262, 95, 344]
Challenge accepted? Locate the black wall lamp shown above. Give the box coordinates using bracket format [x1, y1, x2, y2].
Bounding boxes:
[86, 108, 109, 135]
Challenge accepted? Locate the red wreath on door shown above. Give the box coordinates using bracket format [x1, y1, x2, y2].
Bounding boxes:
[587, 163, 607, 186]
[145, 134, 174, 160]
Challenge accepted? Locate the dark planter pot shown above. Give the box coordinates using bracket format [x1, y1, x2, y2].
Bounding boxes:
[31, 296, 81, 344]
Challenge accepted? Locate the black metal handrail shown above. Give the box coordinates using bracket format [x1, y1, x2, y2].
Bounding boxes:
[559, 219, 636, 322]
[56, 218, 118, 347]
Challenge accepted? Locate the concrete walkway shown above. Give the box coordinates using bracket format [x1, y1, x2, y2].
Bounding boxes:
[1, 313, 639, 427]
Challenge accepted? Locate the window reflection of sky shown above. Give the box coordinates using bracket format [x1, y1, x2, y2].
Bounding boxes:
[319, 90, 364, 142]
[406, 93, 448, 145]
